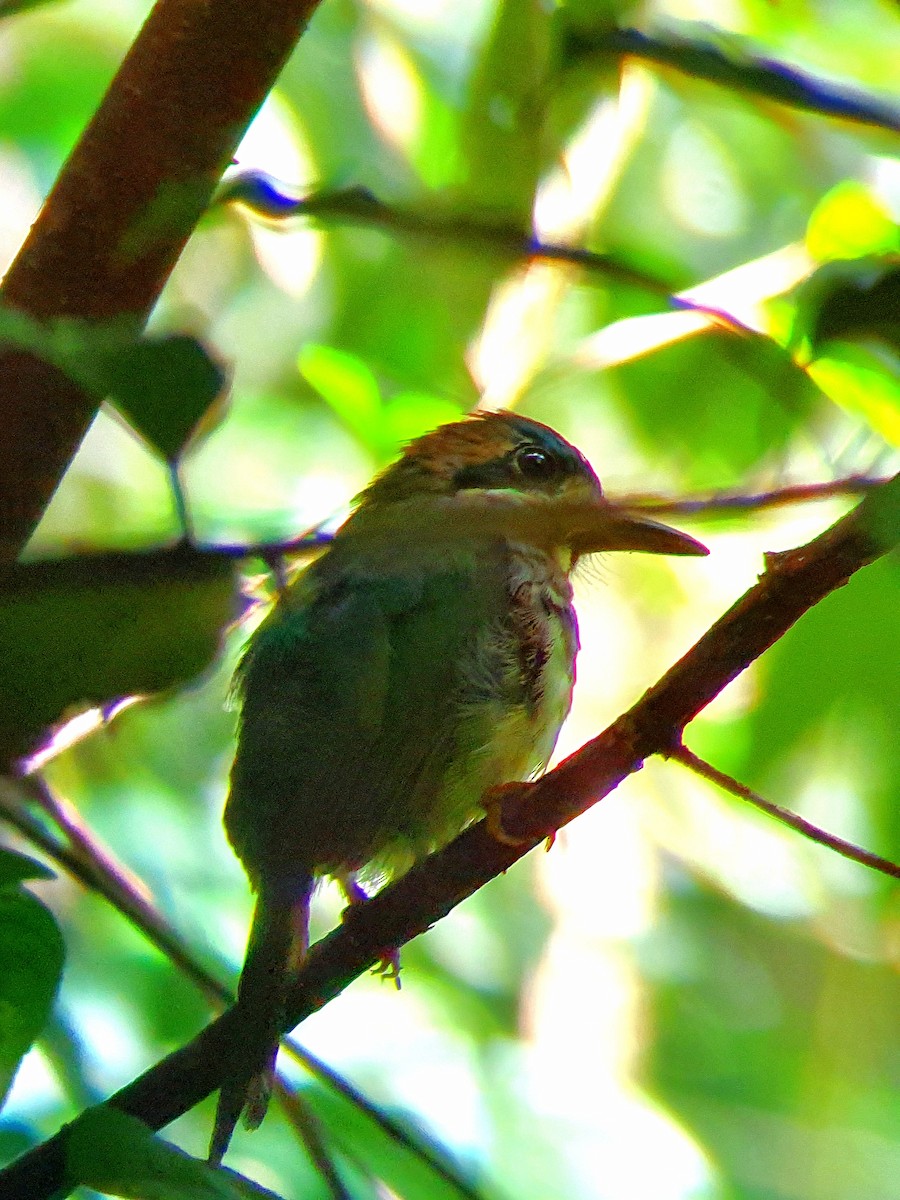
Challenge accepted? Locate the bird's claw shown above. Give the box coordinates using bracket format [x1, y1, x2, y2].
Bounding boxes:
[372, 949, 402, 989]
[339, 874, 402, 988]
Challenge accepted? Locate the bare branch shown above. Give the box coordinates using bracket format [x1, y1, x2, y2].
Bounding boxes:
[617, 476, 890, 519]
[669, 743, 900, 881]
[572, 27, 900, 135]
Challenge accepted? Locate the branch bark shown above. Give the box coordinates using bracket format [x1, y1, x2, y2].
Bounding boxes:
[3, 473, 896, 1200]
[0, 0, 324, 562]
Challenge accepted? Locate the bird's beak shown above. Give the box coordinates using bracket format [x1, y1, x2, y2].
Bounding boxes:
[572, 504, 709, 558]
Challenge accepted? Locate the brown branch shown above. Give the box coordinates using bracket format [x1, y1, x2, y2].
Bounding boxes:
[3, 474, 897, 1200]
[573, 27, 900, 135]
[0, 0, 325, 562]
[670, 744, 900, 880]
[219, 176, 680, 297]
[616, 475, 889, 519]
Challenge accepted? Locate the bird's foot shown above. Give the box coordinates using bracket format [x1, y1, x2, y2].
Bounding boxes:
[339, 873, 402, 989]
[372, 949, 402, 990]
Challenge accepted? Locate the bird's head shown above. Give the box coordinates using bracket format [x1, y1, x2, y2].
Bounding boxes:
[347, 411, 708, 562]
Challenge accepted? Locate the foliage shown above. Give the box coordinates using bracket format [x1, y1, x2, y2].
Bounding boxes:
[0, 2, 898, 1199]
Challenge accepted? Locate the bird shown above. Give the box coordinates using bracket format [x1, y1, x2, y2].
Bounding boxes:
[210, 410, 707, 1162]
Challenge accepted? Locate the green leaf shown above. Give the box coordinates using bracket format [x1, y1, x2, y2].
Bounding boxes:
[864, 473, 900, 552]
[610, 330, 818, 487]
[807, 341, 900, 446]
[0, 546, 236, 763]
[0, 887, 64, 1108]
[790, 258, 900, 357]
[382, 392, 463, 444]
[0, 309, 227, 461]
[65, 1107, 284, 1199]
[806, 181, 899, 263]
[743, 554, 900, 850]
[0, 847, 55, 888]
[100, 335, 229, 462]
[646, 880, 900, 1195]
[0, 0, 62, 14]
[298, 343, 386, 453]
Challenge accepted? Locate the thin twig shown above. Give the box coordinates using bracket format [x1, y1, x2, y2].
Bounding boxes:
[668, 743, 900, 881]
[617, 475, 889, 518]
[217, 176, 678, 296]
[574, 27, 900, 135]
[274, 1086, 353, 1200]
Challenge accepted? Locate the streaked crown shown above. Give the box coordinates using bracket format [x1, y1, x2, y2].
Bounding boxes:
[358, 411, 602, 506]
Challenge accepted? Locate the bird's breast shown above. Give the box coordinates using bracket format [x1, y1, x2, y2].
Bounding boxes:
[452, 542, 578, 788]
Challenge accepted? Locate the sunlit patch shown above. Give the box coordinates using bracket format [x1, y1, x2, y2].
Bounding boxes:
[356, 28, 423, 155]
[73, 997, 146, 1085]
[0, 143, 42, 276]
[468, 261, 567, 409]
[2, 1045, 63, 1117]
[235, 91, 312, 183]
[663, 119, 749, 239]
[520, 844, 718, 1199]
[649, 764, 821, 920]
[680, 241, 814, 331]
[870, 153, 900, 219]
[574, 309, 713, 370]
[471, 68, 656, 409]
[366, 0, 463, 27]
[22, 698, 140, 774]
[232, 93, 323, 298]
[249, 223, 323, 299]
[535, 65, 654, 239]
[573, 242, 814, 369]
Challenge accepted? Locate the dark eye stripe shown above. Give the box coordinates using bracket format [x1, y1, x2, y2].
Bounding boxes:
[452, 456, 517, 491]
[452, 443, 576, 492]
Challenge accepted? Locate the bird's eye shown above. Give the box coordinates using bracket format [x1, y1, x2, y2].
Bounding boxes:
[514, 445, 557, 478]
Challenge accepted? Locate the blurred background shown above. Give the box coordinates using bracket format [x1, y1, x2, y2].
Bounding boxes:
[1, 0, 898, 1197]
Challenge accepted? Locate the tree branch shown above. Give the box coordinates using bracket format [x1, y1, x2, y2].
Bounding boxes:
[669, 744, 900, 880]
[0, 0, 325, 562]
[217, 176, 680, 297]
[3, 472, 897, 1200]
[571, 26, 900, 134]
[617, 475, 888, 518]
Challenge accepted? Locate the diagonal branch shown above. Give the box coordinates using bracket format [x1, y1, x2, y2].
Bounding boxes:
[571, 27, 900, 135]
[3, 471, 897, 1200]
[0, 0, 325, 562]
[669, 744, 900, 880]
[217, 176, 680, 297]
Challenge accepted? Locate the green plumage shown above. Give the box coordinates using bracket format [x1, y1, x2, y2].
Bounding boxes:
[228, 540, 575, 886]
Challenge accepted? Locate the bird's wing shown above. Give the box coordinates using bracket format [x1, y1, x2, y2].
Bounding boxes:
[226, 547, 508, 883]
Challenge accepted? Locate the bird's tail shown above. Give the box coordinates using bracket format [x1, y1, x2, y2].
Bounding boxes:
[209, 873, 314, 1165]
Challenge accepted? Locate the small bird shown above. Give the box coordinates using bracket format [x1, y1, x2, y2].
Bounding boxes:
[210, 410, 707, 1162]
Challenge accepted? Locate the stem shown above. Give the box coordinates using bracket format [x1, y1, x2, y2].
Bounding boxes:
[669, 744, 900, 881]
